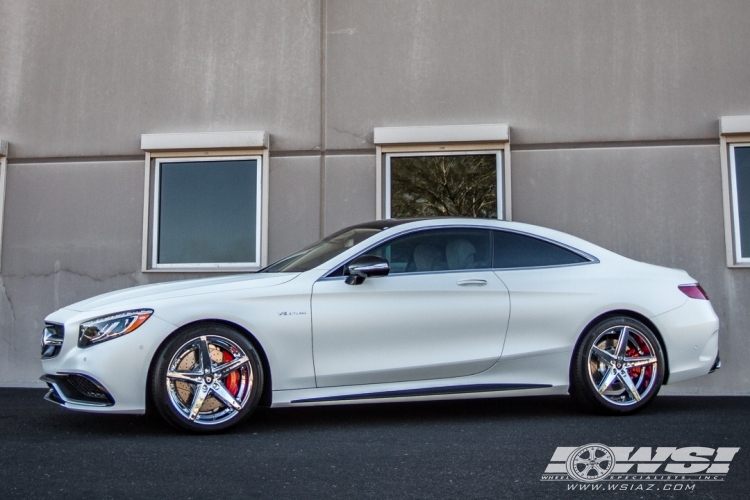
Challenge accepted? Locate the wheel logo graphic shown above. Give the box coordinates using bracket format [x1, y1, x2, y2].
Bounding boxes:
[566, 444, 616, 482]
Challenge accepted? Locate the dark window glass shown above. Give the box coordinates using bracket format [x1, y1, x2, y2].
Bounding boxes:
[735, 147, 750, 259]
[366, 228, 491, 274]
[390, 154, 498, 218]
[492, 230, 587, 268]
[158, 159, 258, 264]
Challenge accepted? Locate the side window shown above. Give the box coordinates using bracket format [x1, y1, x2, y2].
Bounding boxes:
[368, 229, 491, 274]
[493, 230, 588, 268]
[729, 145, 750, 263]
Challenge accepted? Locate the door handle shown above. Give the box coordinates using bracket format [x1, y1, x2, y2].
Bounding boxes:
[456, 279, 487, 286]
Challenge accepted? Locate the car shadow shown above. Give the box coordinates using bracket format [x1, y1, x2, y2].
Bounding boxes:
[8, 388, 743, 438]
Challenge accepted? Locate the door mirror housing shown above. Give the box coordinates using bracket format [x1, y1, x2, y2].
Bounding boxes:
[345, 255, 390, 285]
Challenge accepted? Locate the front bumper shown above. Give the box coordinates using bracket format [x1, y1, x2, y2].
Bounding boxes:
[40, 309, 176, 414]
[42, 374, 115, 408]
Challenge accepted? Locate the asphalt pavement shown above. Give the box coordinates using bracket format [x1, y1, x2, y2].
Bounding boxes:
[0, 389, 748, 499]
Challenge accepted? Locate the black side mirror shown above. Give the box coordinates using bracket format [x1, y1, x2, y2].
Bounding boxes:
[345, 255, 390, 285]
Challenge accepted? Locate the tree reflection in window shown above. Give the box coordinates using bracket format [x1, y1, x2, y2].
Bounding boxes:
[390, 154, 497, 219]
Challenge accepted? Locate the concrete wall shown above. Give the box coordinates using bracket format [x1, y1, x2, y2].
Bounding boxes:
[1, 0, 749, 392]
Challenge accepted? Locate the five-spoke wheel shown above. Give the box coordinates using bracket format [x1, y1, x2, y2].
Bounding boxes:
[152, 324, 263, 432]
[571, 317, 664, 414]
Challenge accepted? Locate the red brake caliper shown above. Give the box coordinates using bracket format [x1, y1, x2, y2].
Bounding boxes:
[626, 337, 652, 383]
[223, 351, 240, 396]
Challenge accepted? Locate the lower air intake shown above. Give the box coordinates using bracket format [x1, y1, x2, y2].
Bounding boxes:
[67, 375, 110, 400]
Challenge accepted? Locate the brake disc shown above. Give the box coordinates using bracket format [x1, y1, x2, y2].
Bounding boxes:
[173, 343, 226, 412]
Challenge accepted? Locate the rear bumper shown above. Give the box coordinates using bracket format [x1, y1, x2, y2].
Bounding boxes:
[710, 353, 721, 373]
[651, 298, 719, 385]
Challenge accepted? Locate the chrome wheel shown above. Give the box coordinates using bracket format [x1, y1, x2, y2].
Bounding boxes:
[152, 326, 264, 431]
[166, 335, 253, 425]
[571, 317, 664, 414]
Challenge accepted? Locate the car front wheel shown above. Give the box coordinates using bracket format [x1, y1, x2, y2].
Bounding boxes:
[152, 324, 263, 432]
[570, 317, 664, 414]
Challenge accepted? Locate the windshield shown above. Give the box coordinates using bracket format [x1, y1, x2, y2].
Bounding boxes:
[261, 227, 382, 273]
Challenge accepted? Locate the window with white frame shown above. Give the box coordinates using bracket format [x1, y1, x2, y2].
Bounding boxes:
[153, 156, 261, 268]
[720, 116, 750, 267]
[729, 143, 750, 264]
[374, 124, 511, 220]
[0, 140, 7, 273]
[141, 131, 269, 271]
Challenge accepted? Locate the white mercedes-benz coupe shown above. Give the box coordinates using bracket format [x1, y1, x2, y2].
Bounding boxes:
[41, 218, 720, 432]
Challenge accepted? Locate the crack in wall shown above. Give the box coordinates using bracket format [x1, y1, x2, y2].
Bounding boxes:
[2, 268, 138, 284]
[0, 279, 15, 329]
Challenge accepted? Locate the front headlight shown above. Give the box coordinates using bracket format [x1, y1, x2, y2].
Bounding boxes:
[78, 309, 153, 348]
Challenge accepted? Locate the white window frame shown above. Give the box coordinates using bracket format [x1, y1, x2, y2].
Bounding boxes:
[374, 124, 511, 221]
[727, 142, 750, 266]
[151, 155, 263, 270]
[141, 131, 270, 272]
[720, 116, 750, 267]
[0, 140, 7, 273]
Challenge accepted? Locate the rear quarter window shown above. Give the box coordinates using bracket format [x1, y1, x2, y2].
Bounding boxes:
[493, 230, 589, 268]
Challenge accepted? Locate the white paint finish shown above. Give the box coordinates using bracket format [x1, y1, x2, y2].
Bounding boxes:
[40, 218, 720, 413]
[720, 116, 750, 136]
[373, 124, 509, 145]
[40, 312, 177, 413]
[44, 272, 319, 400]
[140, 131, 269, 151]
[495, 261, 694, 361]
[651, 299, 720, 384]
[0, 140, 7, 157]
[311, 270, 509, 387]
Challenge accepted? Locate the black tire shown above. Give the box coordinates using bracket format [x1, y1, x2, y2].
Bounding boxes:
[570, 317, 664, 414]
[151, 323, 263, 433]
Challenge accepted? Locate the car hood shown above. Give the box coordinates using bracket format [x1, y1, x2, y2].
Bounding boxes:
[64, 273, 299, 313]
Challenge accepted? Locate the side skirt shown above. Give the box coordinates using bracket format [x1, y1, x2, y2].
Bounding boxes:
[290, 383, 551, 404]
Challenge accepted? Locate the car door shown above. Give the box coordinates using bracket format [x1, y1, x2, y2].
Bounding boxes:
[311, 227, 510, 387]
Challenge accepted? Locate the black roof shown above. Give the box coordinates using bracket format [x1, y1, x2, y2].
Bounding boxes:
[345, 218, 425, 231]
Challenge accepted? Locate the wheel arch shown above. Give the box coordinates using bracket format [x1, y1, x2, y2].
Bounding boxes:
[569, 309, 670, 386]
[146, 319, 274, 411]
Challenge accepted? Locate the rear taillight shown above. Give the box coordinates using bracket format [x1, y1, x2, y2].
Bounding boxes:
[678, 284, 709, 300]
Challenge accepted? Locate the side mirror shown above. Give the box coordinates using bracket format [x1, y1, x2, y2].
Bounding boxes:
[345, 255, 390, 285]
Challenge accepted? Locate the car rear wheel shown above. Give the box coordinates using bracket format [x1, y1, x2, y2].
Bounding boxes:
[570, 317, 664, 414]
[152, 324, 263, 432]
